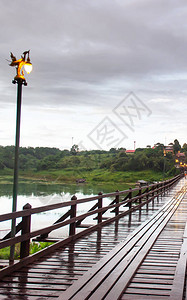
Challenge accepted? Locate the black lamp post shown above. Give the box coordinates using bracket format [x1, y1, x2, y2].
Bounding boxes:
[9, 51, 32, 265]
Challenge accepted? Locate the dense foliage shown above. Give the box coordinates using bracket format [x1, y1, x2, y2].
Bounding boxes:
[0, 139, 185, 177]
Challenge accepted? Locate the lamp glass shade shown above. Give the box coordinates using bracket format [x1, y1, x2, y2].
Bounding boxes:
[24, 63, 32, 74]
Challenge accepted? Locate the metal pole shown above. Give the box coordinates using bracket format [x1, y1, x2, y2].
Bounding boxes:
[9, 79, 23, 265]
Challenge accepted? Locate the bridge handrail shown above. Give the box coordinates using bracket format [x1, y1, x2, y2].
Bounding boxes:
[0, 175, 180, 222]
[0, 174, 182, 261]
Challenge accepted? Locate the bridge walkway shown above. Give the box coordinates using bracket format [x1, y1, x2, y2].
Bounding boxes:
[60, 178, 187, 300]
[121, 189, 187, 300]
[0, 178, 186, 299]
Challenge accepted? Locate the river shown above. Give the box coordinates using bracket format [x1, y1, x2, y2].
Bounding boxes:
[0, 180, 130, 239]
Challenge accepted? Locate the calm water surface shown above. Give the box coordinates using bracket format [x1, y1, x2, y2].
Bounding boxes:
[0, 181, 129, 238]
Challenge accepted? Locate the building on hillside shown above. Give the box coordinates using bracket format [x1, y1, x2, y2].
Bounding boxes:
[125, 141, 136, 154]
[153, 143, 173, 152]
[126, 150, 135, 154]
[175, 151, 186, 168]
[164, 145, 173, 154]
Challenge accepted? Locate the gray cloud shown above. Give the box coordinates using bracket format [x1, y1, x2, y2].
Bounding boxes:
[1, 0, 187, 149]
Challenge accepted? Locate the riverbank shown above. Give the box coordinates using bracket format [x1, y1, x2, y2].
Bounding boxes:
[0, 168, 170, 186]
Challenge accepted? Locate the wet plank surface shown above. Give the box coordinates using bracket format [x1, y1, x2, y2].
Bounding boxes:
[121, 184, 187, 300]
[0, 179, 186, 299]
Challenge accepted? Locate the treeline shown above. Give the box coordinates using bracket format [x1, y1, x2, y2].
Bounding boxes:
[101, 147, 174, 174]
[0, 139, 186, 176]
[0, 145, 105, 171]
[0, 146, 63, 171]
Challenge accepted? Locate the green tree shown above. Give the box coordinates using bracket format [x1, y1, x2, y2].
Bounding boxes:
[71, 144, 79, 155]
[173, 139, 181, 154]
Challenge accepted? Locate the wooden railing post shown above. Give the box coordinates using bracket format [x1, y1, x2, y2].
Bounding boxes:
[20, 203, 32, 259]
[151, 186, 155, 207]
[69, 195, 77, 236]
[163, 180, 166, 196]
[98, 192, 103, 224]
[146, 187, 149, 211]
[128, 188, 132, 223]
[138, 187, 142, 220]
[115, 190, 119, 216]
[157, 183, 159, 201]
[138, 187, 142, 207]
[167, 180, 169, 193]
[160, 182, 162, 196]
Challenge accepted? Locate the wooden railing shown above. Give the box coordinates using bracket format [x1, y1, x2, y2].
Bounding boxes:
[0, 174, 182, 262]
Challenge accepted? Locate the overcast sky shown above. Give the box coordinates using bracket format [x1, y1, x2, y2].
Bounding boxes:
[0, 0, 187, 151]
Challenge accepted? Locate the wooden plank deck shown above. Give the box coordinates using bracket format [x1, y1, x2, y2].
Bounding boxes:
[60, 180, 187, 300]
[121, 195, 187, 300]
[0, 178, 186, 299]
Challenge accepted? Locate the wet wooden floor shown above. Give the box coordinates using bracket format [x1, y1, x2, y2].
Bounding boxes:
[0, 179, 186, 299]
[121, 181, 187, 300]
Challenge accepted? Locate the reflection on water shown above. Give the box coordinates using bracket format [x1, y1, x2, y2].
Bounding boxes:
[0, 181, 130, 238]
[0, 180, 129, 198]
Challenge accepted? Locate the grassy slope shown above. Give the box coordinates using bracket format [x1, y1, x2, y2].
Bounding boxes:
[19, 168, 165, 185]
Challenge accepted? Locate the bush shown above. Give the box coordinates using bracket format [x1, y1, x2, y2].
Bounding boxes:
[0, 242, 54, 260]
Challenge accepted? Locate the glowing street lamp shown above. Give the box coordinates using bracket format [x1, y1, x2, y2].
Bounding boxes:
[9, 50, 32, 265]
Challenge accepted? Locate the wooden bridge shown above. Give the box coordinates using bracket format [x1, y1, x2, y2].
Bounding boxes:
[0, 174, 187, 299]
